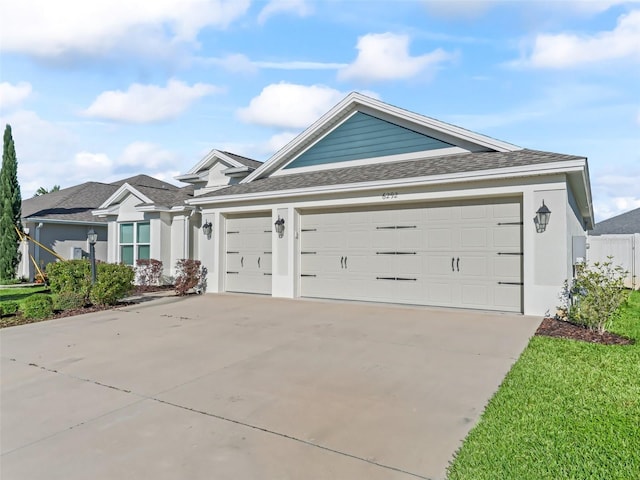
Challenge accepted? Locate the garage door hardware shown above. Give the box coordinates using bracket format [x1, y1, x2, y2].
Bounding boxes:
[257, 257, 261, 268]
[497, 222, 524, 225]
[301, 251, 317, 254]
[498, 281, 524, 285]
[301, 274, 317, 277]
[376, 225, 417, 230]
[264, 230, 271, 233]
[264, 251, 272, 254]
[264, 273, 272, 276]
[376, 276, 417, 281]
[226, 271, 239, 274]
[376, 251, 417, 255]
[241, 257, 244, 267]
[497, 252, 523, 255]
[340, 256, 348, 268]
[226, 251, 239, 254]
[227, 231, 240, 234]
[452, 257, 460, 272]
[301, 228, 317, 232]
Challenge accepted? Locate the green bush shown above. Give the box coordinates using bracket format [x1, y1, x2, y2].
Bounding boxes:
[53, 291, 86, 311]
[46, 260, 91, 302]
[89, 263, 134, 306]
[0, 300, 19, 316]
[22, 294, 54, 320]
[560, 258, 629, 333]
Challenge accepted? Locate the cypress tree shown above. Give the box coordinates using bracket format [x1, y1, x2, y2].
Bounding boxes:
[0, 124, 22, 281]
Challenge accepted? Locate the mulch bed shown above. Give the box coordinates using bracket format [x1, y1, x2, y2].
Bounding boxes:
[0, 285, 177, 328]
[536, 317, 634, 345]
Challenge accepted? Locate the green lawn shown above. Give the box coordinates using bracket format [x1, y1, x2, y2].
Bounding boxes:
[447, 290, 640, 480]
[0, 285, 49, 309]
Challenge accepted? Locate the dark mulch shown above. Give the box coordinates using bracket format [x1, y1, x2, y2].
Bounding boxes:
[536, 317, 634, 345]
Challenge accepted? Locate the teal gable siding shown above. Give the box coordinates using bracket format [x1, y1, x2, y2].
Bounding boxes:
[284, 112, 453, 170]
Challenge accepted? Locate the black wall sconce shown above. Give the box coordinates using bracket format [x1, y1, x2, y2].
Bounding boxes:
[274, 216, 285, 238]
[534, 200, 551, 233]
[202, 220, 213, 239]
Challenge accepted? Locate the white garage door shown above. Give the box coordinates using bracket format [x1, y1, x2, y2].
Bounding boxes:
[300, 199, 522, 312]
[226, 213, 272, 295]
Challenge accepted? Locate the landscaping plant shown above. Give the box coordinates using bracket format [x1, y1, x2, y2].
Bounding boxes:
[46, 259, 92, 303]
[53, 291, 86, 310]
[89, 263, 135, 306]
[559, 258, 629, 333]
[0, 124, 22, 282]
[0, 300, 19, 316]
[22, 294, 54, 320]
[135, 258, 163, 286]
[174, 259, 204, 295]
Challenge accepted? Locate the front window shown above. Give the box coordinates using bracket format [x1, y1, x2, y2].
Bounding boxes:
[119, 222, 150, 266]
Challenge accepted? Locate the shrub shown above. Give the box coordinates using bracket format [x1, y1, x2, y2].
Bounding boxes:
[46, 260, 91, 302]
[53, 291, 86, 310]
[0, 300, 19, 316]
[135, 258, 163, 286]
[174, 259, 205, 295]
[89, 263, 135, 306]
[22, 294, 54, 320]
[559, 258, 629, 333]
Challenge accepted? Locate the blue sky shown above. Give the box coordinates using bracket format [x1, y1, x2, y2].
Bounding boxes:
[1, 0, 638, 222]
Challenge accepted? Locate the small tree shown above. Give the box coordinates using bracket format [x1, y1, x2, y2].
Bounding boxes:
[33, 185, 60, 197]
[0, 124, 22, 282]
[174, 259, 205, 295]
[559, 258, 629, 333]
[135, 258, 163, 286]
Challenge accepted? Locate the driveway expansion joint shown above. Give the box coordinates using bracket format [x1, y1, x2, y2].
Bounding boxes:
[14, 359, 433, 480]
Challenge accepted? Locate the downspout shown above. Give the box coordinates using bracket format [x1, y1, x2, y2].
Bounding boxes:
[34, 222, 43, 272]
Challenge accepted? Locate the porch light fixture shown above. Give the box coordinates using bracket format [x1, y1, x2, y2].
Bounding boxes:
[274, 216, 285, 238]
[87, 229, 98, 284]
[202, 220, 213, 239]
[534, 200, 551, 233]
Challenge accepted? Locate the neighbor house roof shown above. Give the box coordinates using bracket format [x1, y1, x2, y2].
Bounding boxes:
[193, 149, 585, 199]
[221, 152, 263, 169]
[22, 175, 187, 223]
[590, 207, 640, 235]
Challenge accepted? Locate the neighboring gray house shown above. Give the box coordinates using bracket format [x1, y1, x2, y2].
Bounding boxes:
[587, 207, 640, 289]
[19, 175, 189, 281]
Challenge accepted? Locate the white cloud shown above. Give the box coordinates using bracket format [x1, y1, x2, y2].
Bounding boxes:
[198, 53, 346, 72]
[0, 82, 33, 112]
[519, 10, 640, 68]
[74, 151, 114, 175]
[338, 33, 454, 82]
[592, 167, 640, 221]
[82, 79, 221, 123]
[1, 0, 250, 58]
[266, 131, 299, 154]
[119, 142, 178, 169]
[258, 0, 313, 24]
[237, 83, 346, 129]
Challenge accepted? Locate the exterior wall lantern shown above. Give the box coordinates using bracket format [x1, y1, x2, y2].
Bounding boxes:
[534, 200, 551, 233]
[87, 228, 98, 284]
[274, 216, 285, 238]
[202, 220, 213, 239]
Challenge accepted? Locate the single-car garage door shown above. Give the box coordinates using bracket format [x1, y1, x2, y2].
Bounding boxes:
[226, 213, 272, 295]
[299, 198, 522, 312]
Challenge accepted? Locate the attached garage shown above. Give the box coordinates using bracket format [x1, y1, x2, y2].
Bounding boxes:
[225, 213, 272, 294]
[190, 92, 594, 317]
[299, 198, 522, 312]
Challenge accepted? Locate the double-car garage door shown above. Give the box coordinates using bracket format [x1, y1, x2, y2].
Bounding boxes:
[299, 198, 522, 312]
[225, 199, 523, 312]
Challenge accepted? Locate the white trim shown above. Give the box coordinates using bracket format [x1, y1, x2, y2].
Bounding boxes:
[98, 183, 153, 209]
[136, 205, 194, 213]
[22, 217, 107, 227]
[176, 149, 245, 180]
[271, 147, 467, 177]
[242, 92, 522, 184]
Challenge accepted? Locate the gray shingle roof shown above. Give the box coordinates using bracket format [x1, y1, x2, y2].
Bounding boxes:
[590, 207, 640, 235]
[22, 175, 190, 222]
[222, 152, 263, 169]
[199, 149, 584, 199]
[22, 182, 118, 223]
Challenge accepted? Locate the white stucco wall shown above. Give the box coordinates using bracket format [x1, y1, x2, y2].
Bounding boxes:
[197, 172, 585, 316]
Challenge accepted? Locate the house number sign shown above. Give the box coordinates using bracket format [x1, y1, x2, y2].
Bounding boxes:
[382, 191, 398, 200]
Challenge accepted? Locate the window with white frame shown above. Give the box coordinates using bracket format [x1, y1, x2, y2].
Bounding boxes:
[119, 222, 150, 265]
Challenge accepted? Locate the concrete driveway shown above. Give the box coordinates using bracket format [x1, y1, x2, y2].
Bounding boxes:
[1, 294, 540, 480]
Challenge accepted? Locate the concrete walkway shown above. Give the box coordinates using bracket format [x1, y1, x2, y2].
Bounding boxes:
[1, 294, 541, 480]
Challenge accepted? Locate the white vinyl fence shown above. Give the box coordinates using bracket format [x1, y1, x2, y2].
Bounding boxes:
[586, 234, 640, 289]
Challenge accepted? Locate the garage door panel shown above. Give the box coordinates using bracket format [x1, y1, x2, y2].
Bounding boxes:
[226, 214, 272, 295]
[300, 199, 522, 312]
